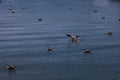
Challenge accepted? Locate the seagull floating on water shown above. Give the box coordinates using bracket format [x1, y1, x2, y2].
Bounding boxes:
[107, 31, 112, 36]
[66, 34, 79, 42]
[47, 46, 53, 52]
[7, 64, 15, 70]
[83, 49, 91, 54]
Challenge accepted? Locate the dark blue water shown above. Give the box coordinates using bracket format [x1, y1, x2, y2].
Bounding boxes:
[0, 0, 120, 80]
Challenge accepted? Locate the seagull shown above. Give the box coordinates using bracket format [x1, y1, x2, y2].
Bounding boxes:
[107, 31, 112, 36]
[66, 34, 79, 42]
[83, 49, 91, 54]
[47, 46, 53, 52]
[7, 64, 15, 70]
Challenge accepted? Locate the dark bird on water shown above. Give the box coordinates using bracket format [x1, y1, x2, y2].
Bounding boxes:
[11, 11, 15, 13]
[47, 46, 53, 52]
[7, 64, 15, 70]
[83, 49, 91, 54]
[22, 8, 26, 10]
[107, 31, 112, 36]
[38, 18, 42, 22]
[102, 16, 105, 19]
[94, 10, 98, 13]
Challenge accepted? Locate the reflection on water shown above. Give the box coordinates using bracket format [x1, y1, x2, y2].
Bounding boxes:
[0, 0, 120, 80]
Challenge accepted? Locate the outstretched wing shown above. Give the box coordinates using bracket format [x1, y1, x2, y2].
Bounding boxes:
[66, 34, 71, 37]
[76, 35, 79, 38]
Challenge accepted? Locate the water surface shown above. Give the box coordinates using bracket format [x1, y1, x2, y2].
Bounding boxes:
[0, 0, 120, 80]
